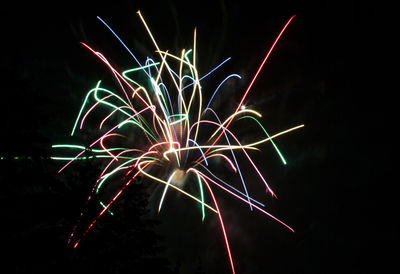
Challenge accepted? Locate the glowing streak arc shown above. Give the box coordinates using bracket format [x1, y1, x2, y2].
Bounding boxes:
[188, 169, 236, 274]
[100, 148, 139, 179]
[79, 42, 165, 127]
[152, 50, 201, 101]
[156, 82, 172, 116]
[202, 107, 253, 210]
[198, 163, 265, 207]
[149, 51, 177, 144]
[158, 170, 178, 212]
[154, 50, 195, 147]
[234, 15, 296, 121]
[204, 179, 235, 274]
[118, 120, 158, 142]
[204, 153, 236, 172]
[89, 83, 152, 137]
[191, 119, 277, 196]
[178, 49, 189, 147]
[158, 82, 175, 119]
[150, 77, 173, 143]
[181, 57, 232, 92]
[155, 50, 202, 136]
[238, 115, 287, 165]
[71, 81, 136, 136]
[91, 90, 139, 123]
[99, 200, 114, 215]
[205, 73, 242, 110]
[71, 80, 102, 136]
[133, 151, 159, 168]
[122, 62, 160, 85]
[129, 85, 152, 106]
[96, 16, 150, 77]
[51, 156, 133, 160]
[178, 49, 185, 102]
[168, 114, 188, 125]
[58, 105, 155, 173]
[209, 108, 262, 140]
[191, 169, 294, 232]
[188, 138, 208, 166]
[73, 162, 152, 248]
[243, 124, 304, 148]
[97, 156, 156, 194]
[163, 144, 257, 160]
[92, 87, 135, 116]
[80, 94, 113, 130]
[100, 106, 132, 129]
[137, 11, 183, 99]
[70, 152, 153, 243]
[89, 51, 134, 109]
[136, 161, 217, 213]
[146, 141, 181, 166]
[100, 133, 125, 161]
[204, 15, 296, 156]
[194, 171, 206, 221]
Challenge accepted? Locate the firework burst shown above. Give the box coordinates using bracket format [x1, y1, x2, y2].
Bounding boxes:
[53, 11, 303, 273]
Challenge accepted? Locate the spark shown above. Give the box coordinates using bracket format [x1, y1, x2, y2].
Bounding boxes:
[53, 11, 302, 273]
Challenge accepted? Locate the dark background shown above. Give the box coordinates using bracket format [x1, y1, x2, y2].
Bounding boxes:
[0, 1, 393, 273]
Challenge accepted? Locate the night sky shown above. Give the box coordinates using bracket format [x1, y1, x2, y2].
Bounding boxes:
[0, 1, 393, 273]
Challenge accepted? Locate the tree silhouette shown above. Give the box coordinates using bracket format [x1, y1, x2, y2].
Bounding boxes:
[70, 172, 174, 274]
[0, 150, 174, 273]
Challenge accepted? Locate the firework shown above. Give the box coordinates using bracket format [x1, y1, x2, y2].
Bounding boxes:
[53, 11, 302, 273]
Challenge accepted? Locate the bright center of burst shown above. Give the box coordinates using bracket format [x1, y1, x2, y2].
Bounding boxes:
[162, 147, 187, 186]
[172, 169, 186, 183]
[171, 169, 186, 186]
